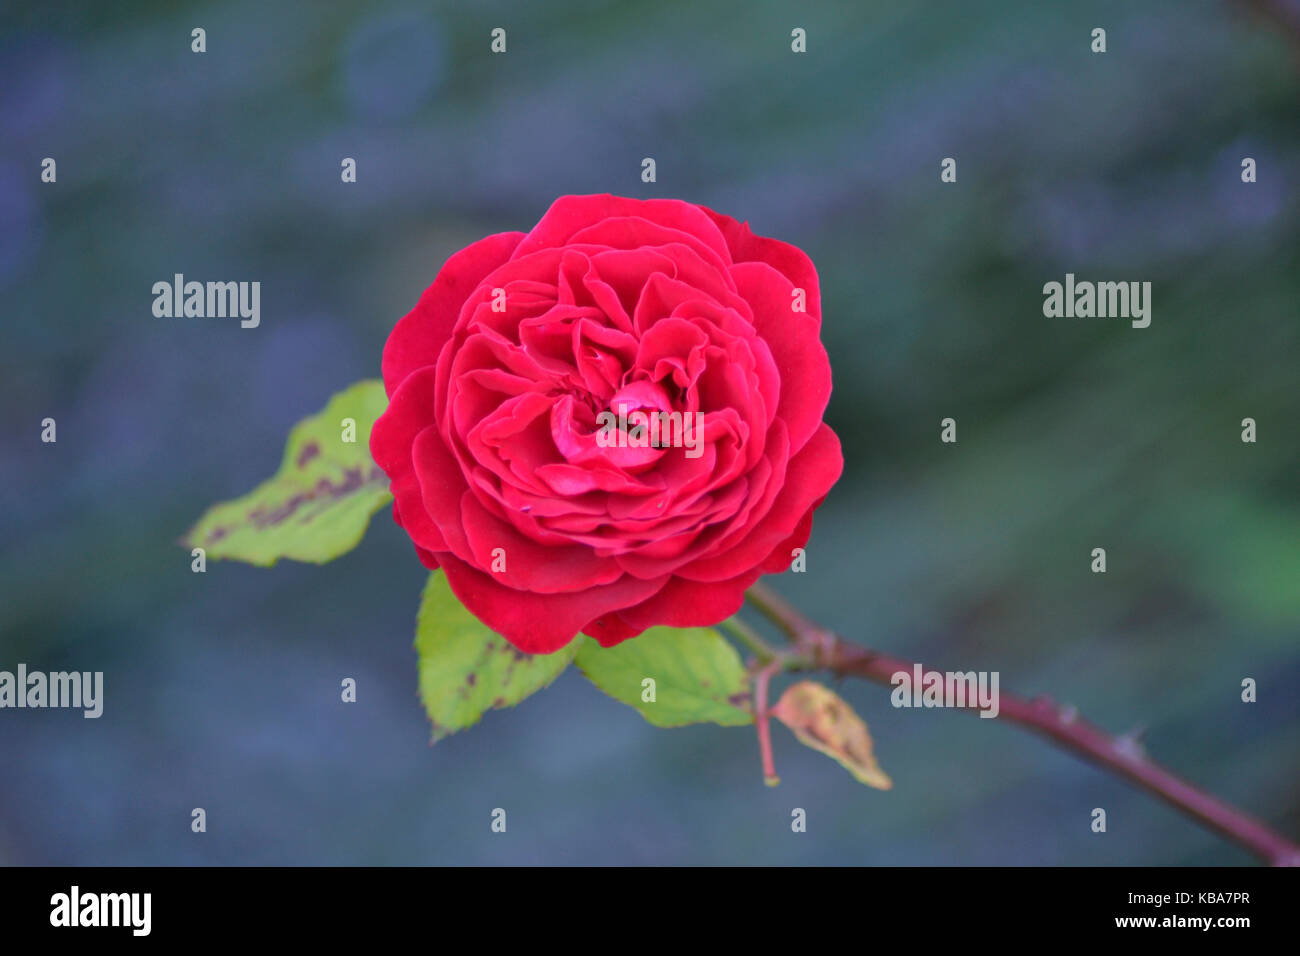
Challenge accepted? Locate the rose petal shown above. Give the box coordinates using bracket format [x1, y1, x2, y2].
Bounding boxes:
[382, 232, 525, 394]
[439, 552, 668, 653]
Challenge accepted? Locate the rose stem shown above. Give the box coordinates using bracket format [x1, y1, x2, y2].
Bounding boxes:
[718, 615, 780, 661]
[719, 615, 786, 785]
[753, 658, 783, 788]
[745, 580, 1300, 867]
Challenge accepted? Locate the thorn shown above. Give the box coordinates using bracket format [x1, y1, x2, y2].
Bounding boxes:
[1114, 729, 1147, 760]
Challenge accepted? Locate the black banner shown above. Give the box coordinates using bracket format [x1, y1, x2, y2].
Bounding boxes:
[0, 866, 1289, 941]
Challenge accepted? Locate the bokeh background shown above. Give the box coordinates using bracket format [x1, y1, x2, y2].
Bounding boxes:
[1, 0, 1297, 865]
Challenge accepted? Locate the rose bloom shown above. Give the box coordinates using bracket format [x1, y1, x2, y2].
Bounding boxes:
[371, 195, 841, 653]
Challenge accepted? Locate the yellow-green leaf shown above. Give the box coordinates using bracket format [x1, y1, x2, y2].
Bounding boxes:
[416, 570, 576, 742]
[574, 627, 753, 727]
[184, 380, 391, 565]
[771, 680, 893, 790]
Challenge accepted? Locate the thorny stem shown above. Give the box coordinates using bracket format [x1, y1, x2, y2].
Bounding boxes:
[745, 581, 1300, 867]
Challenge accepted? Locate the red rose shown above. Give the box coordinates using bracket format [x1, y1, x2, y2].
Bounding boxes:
[371, 194, 841, 653]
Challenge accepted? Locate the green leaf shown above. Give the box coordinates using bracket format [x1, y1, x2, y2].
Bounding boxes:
[574, 627, 753, 728]
[416, 570, 576, 742]
[184, 380, 391, 566]
[771, 681, 893, 790]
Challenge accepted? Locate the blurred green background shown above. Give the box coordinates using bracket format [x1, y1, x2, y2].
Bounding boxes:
[0, 0, 1296, 864]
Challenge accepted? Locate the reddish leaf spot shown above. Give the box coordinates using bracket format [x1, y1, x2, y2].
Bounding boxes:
[296, 441, 321, 468]
[247, 467, 376, 527]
